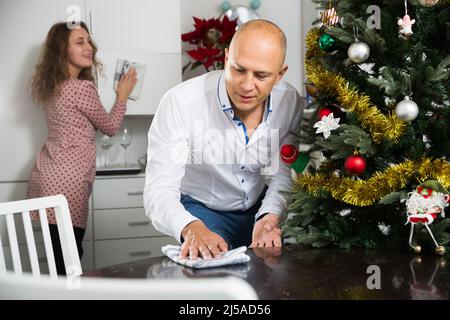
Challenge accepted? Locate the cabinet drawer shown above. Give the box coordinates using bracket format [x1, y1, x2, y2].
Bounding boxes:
[93, 177, 144, 209]
[2, 243, 56, 274]
[2, 240, 91, 274]
[94, 236, 177, 268]
[1, 216, 44, 246]
[94, 208, 163, 240]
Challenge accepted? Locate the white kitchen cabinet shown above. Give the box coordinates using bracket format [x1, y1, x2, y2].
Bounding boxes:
[1, 240, 93, 273]
[95, 236, 174, 269]
[86, 0, 182, 115]
[1, 243, 51, 274]
[85, 0, 181, 54]
[92, 175, 176, 268]
[92, 175, 146, 209]
[94, 208, 164, 239]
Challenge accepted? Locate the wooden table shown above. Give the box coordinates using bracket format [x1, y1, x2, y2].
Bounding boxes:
[83, 244, 450, 300]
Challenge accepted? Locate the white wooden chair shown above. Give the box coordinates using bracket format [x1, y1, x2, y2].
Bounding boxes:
[0, 195, 81, 279]
[0, 272, 258, 300]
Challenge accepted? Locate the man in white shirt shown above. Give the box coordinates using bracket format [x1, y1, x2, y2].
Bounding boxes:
[144, 20, 303, 259]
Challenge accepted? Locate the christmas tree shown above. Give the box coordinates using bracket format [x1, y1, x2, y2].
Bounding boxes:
[282, 0, 450, 254]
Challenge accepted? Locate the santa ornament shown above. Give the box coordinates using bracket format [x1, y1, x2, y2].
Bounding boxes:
[405, 180, 450, 255]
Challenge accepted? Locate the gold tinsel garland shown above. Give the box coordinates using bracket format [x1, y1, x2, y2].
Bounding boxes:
[305, 28, 405, 144]
[294, 158, 450, 207]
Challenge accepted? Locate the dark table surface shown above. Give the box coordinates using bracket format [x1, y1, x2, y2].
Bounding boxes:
[83, 244, 450, 300]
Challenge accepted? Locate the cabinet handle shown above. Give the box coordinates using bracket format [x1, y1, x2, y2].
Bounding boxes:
[127, 191, 143, 196]
[89, 11, 93, 34]
[129, 250, 151, 257]
[128, 221, 150, 226]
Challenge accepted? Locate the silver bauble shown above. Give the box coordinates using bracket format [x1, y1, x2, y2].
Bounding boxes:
[222, 6, 260, 26]
[418, 0, 439, 7]
[395, 96, 419, 121]
[347, 40, 370, 64]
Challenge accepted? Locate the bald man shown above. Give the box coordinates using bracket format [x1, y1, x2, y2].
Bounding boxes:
[144, 20, 303, 259]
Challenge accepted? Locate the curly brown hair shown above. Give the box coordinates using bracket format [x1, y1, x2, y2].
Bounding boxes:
[31, 21, 102, 106]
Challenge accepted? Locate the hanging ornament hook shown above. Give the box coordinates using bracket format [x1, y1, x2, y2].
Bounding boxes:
[353, 25, 359, 41]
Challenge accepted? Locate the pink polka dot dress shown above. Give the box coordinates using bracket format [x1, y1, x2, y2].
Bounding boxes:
[27, 79, 126, 229]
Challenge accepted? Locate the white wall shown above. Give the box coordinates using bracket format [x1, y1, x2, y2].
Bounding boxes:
[181, 0, 318, 93]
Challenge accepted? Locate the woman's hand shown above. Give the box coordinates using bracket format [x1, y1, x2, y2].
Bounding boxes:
[116, 68, 137, 103]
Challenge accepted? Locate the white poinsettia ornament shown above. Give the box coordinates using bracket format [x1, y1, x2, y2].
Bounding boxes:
[314, 113, 340, 139]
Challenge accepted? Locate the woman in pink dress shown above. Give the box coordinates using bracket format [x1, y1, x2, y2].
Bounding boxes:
[28, 21, 137, 274]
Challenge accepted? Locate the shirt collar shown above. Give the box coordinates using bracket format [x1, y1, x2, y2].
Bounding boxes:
[217, 71, 273, 120]
[217, 72, 233, 112]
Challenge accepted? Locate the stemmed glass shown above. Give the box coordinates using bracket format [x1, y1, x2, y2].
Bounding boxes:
[119, 125, 133, 167]
[97, 134, 115, 168]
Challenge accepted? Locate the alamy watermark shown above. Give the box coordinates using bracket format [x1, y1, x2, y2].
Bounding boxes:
[366, 265, 381, 290]
[169, 125, 281, 175]
[66, 4, 81, 29]
[366, 5, 381, 30]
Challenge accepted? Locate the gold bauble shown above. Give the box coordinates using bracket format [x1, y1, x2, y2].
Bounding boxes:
[418, 0, 439, 7]
[412, 245, 422, 253]
[435, 246, 446, 256]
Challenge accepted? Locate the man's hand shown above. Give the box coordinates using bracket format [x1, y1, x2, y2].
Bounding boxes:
[179, 220, 228, 260]
[250, 213, 282, 248]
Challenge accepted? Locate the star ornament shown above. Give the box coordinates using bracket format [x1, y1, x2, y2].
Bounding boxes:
[314, 113, 340, 139]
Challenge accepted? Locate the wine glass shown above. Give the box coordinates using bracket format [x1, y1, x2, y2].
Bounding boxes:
[119, 125, 133, 167]
[96, 134, 115, 167]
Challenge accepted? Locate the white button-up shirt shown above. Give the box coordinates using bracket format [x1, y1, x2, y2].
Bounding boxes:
[144, 70, 303, 242]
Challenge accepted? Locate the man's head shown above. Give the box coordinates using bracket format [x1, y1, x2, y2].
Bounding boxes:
[224, 19, 288, 114]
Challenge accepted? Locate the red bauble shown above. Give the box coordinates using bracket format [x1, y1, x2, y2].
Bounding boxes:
[280, 144, 299, 164]
[317, 103, 344, 120]
[317, 107, 333, 120]
[344, 155, 367, 176]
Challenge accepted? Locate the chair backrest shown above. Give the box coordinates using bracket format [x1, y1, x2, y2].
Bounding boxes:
[0, 272, 259, 300]
[0, 195, 81, 279]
